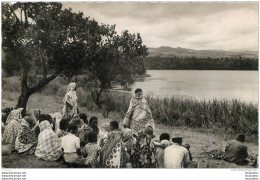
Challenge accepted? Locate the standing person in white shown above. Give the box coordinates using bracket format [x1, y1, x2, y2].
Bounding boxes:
[164, 136, 190, 168]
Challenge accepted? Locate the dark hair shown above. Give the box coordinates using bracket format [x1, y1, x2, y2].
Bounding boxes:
[91, 124, 99, 134]
[24, 116, 36, 129]
[67, 123, 78, 134]
[160, 133, 170, 141]
[60, 118, 70, 131]
[172, 138, 182, 145]
[86, 131, 98, 143]
[39, 114, 52, 124]
[110, 121, 119, 130]
[2, 113, 7, 124]
[135, 88, 142, 94]
[237, 134, 246, 142]
[71, 116, 82, 126]
[79, 113, 88, 124]
[89, 116, 98, 126]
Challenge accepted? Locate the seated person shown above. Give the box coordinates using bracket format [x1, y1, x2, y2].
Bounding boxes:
[156, 133, 171, 168]
[89, 116, 99, 134]
[2, 108, 23, 154]
[15, 116, 37, 154]
[122, 128, 136, 168]
[78, 114, 93, 147]
[79, 113, 88, 125]
[98, 123, 110, 148]
[164, 136, 190, 168]
[35, 120, 63, 161]
[61, 123, 85, 165]
[223, 134, 249, 165]
[130, 125, 157, 168]
[57, 118, 70, 138]
[82, 131, 101, 168]
[33, 114, 53, 138]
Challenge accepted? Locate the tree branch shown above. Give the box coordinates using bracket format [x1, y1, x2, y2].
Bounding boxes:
[28, 70, 61, 94]
[10, 6, 20, 24]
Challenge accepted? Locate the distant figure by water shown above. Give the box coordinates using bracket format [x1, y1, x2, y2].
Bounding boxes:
[123, 88, 155, 134]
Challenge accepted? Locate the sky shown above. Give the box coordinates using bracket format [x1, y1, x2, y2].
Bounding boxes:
[63, 2, 258, 51]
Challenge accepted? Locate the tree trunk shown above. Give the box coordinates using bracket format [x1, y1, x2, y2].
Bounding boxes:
[91, 88, 103, 109]
[17, 63, 29, 115]
[17, 89, 30, 115]
[16, 65, 60, 115]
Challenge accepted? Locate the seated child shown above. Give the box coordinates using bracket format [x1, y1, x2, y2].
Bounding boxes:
[79, 113, 88, 125]
[122, 128, 136, 168]
[61, 123, 85, 165]
[78, 124, 93, 147]
[89, 116, 99, 134]
[82, 131, 101, 168]
[156, 133, 171, 168]
[98, 123, 110, 148]
[57, 118, 70, 138]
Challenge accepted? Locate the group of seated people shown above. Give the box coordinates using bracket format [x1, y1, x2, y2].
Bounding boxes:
[1, 107, 255, 168]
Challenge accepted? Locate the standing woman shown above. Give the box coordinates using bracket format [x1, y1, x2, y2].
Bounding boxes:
[63, 82, 79, 118]
[123, 88, 155, 134]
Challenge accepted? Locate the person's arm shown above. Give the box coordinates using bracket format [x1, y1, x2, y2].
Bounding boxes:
[123, 99, 134, 128]
[241, 146, 249, 159]
[76, 137, 81, 156]
[183, 150, 191, 168]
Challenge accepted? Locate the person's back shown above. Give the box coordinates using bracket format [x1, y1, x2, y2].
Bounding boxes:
[164, 143, 190, 168]
[224, 139, 248, 165]
[61, 123, 84, 165]
[61, 133, 80, 153]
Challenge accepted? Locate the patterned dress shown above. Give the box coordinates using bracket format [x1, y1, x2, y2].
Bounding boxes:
[62, 83, 79, 118]
[130, 131, 157, 168]
[35, 121, 63, 161]
[123, 95, 155, 134]
[15, 119, 37, 154]
[82, 143, 101, 168]
[100, 130, 125, 168]
[2, 120, 21, 149]
[5, 108, 23, 125]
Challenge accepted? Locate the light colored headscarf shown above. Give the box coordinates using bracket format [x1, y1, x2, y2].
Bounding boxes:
[6, 108, 23, 125]
[51, 112, 63, 132]
[101, 122, 110, 133]
[161, 139, 171, 147]
[67, 82, 76, 92]
[35, 120, 62, 161]
[122, 128, 133, 139]
[39, 120, 52, 132]
[63, 83, 77, 105]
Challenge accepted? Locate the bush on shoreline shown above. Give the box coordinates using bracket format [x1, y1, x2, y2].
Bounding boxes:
[2, 76, 258, 135]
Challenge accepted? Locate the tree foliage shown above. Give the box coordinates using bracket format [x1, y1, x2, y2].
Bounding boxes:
[2, 2, 148, 112]
[145, 56, 258, 70]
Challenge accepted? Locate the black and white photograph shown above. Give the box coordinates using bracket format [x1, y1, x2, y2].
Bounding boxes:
[1, 1, 258, 175]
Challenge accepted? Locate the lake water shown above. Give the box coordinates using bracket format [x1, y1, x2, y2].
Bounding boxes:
[132, 70, 258, 104]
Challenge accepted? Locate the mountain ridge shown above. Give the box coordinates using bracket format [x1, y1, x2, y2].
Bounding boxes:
[147, 46, 258, 59]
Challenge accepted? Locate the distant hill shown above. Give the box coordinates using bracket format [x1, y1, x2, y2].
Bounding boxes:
[148, 46, 258, 59]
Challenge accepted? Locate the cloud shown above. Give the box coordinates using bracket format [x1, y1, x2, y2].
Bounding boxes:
[63, 2, 258, 51]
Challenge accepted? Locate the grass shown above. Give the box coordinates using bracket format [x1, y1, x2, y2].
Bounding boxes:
[2, 76, 258, 135]
[1, 76, 259, 168]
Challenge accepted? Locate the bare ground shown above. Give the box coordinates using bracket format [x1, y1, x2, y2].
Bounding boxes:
[1, 93, 258, 168]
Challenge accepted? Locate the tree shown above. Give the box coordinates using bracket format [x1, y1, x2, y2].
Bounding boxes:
[89, 27, 148, 108]
[2, 2, 100, 113]
[2, 2, 148, 113]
